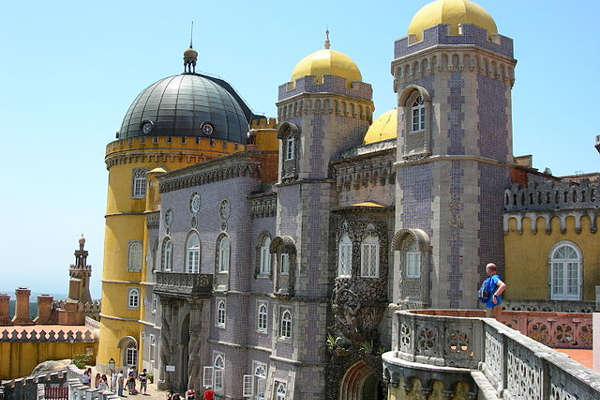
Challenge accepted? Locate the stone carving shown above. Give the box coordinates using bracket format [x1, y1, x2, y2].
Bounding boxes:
[550, 384, 577, 400]
[416, 326, 436, 355]
[187, 332, 202, 389]
[400, 323, 411, 353]
[506, 342, 542, 400]
[407, 378, 425, 400]
[483, 329, 503, 392]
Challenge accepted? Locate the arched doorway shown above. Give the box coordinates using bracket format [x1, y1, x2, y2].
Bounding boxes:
[339, 361, 378, 400]
[117, 336, 138, 370]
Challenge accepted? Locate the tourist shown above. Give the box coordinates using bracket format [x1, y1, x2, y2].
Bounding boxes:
[128, 372, 137, 395]
[139, 369, 148, 394]
[111, 371, 118, 392]
[117, 370, 125, 397]
[98, 375, 108, 391]
[95, 373, 102, 388]
[81, 369, 91, 386]
[185, 387, 195, 400]
[203, 386, 214, 400]
[172, 393, 181, 400]
[478, 263, 507, 318]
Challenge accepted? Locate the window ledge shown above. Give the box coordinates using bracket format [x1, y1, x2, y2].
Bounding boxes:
[257, 274, 272, 280]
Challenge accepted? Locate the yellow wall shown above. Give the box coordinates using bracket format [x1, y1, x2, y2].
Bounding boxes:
[98, 136, 244, 368]
[505, 215, 600, 301]
[0, 340, 98, 379]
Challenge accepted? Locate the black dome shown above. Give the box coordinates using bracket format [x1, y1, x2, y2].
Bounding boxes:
[119, 74, 252, 142]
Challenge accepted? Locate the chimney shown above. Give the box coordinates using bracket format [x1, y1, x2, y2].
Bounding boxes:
[0, 294, 10, 325]
[12, 287, 33, 325]
[34, 294, 54, 325]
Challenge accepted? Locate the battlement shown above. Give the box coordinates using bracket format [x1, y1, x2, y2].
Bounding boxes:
[250, 118, 277, 130]
[394, 24, 514, 61]
[105, 135, 244, 155]
[53, 300, 101, 314]
[0, 327, 96, 343]
[278, 75, 373, 102]
[504, 180, 600, 212]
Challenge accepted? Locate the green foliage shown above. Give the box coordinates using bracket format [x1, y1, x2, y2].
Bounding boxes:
[72, 354, 91, 369]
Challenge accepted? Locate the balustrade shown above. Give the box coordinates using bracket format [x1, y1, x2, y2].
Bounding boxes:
[154, 272, 213, 299]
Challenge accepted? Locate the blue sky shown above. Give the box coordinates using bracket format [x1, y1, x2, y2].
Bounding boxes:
[0, 0, 598, 299]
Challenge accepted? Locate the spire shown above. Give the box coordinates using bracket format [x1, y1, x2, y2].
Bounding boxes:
[324, 29, 331, 49]
[183, 21, 198, 74]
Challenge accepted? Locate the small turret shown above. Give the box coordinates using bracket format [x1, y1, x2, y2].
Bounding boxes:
[69, 235, 92, 303]
[183, 22, 198, 73]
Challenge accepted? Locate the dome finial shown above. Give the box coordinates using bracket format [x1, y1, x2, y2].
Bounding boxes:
[183, 21, 198, 74]
[324, 28, 330, 49]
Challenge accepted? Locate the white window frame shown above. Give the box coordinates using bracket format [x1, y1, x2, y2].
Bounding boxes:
[410, 95, 425, 133]
[213, 353, 225, 393]
[275, 381, 287, 400]
[360, 235, 380, 278]
[126, 342, 137, 366]
[252, 361, 267, 400]
[127, 241, 143, 272]
[203, 366, 214, 389]
[186, 232, 201, 273]
[150, 335, 156, 363]
[243, 374, 254, 398]
[127, 288, 140, 309]
[280, 253, 290, 276]
[280, 309, 292, 339]
[132, 168, 147, 198]
[161, 238, 173, 271]
[216, 299, 226, 328]
[285, 137, 296, 161]
[257, 302, 268, 333]
[218, 236, 230, 273]
[405, 240, 421, 279]
[338, 234, 352, 277]
[152, 294, 158, 314]
[259, 237, 271, 276]
[550, 241, 582, 301]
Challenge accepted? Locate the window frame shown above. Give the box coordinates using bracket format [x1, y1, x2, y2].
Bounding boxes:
[126, 342, 137, 367]
[360, 235, 380, 278]
[161, 238, 173, 272]
[410, 95, 425, 133]
[549, 241, 582, 301]
[280, 309, 292, 339]
[185, 232, 201, 274]
[256, 301, 268, 333]
[213, 353, 225, 393]
[252, 361, 267, 400]
[279, 253, 290, 276]
[131, 168, 148, 199]
[405, 240, 421, 279]
[216, 298, 226, 328]
[275, 381, 287, 400]
[338, 233, 353, 278]
[284, 137, 296, 161]
[259, 236, 271, 276]
[218, 235, 231, 273]
[127, 240, 143, 272]
[127, 288, 140, 309]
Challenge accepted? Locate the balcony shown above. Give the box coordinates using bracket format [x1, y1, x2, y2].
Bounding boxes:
[154, 272, 213, 299]
[383, 309, 600, 399]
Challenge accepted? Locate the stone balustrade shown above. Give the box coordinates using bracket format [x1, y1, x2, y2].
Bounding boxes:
[154, 272, 213, 299]
[504, 181, 600, 212]
[503, 299, 596, 313]
[383, 309, 600, 399]
[66, 365, 119, 400]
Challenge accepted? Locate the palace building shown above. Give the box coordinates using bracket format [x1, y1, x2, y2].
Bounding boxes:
[96, 0, 599, 398]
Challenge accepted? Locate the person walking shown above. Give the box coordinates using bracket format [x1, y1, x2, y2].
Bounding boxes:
[127, 372, 137, 395]
[185, 387, 195, 400]
[117, 370, 125, 397]
[111, 371, 118, 392]
[202, 386, 214, 400]
[139, 369, 148, 394]
[98, 375, 108, 391]
[81, 369, 91, 386]
[479, 263, 507, 318]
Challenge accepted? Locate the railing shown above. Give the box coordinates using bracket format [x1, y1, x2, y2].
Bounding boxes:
[154, 272, 213, 299]
[504, 181, 600, 212]
[503, 299, 596, 313]
[383, 309, 600, 399]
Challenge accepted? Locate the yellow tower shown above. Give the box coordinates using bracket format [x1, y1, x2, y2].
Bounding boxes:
[97, 45, 258, 371]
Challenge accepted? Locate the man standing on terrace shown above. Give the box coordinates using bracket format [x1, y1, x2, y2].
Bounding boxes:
[481, 263, 507, 318]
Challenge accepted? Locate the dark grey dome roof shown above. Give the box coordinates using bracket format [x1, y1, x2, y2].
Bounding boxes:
[119, 73, 253, 142]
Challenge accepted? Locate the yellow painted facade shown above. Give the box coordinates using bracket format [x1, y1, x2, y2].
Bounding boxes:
[0, 340, 97, 380]
[98, 136, 244, 370]
[504, 215, 600, 301]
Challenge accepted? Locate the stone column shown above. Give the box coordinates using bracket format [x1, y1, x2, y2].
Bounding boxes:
[34, 295, 54, 325]
[187, 300, 204, 391]
[12, 287, 33, 325]
[158, 299, 172, 389]
[0, 294, 11, 325]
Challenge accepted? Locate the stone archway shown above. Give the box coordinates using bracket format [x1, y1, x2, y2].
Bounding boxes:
[339, 361, 378, 400]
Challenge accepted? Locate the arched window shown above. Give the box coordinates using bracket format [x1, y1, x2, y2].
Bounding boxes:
[218, 236, 230, 273]
[285, 137, 296, 161]
[279, 253, 289, 275]
[161, 238, 173, 271]
[260, 236, 271, 275]
[132, 169, 147, 198]
[257, 303, 268, 332]
[253, 362, 267, 400]
[128, 241, 142, 272]
[410, 95, 425, 132]
[338, 233, 352, 277]
[550, 243, 582, 300]
[361, 235, 380, 278]
[214, 354, 225, 391]
[405, 240, 421, 278]
[185, 232, 200, 273]
[276, 382, 287, 400]
[126, 342, 137, 366]
[216, 300, 226, 327]
[128, 288, 139, 309]
[280, 310, 292, 339]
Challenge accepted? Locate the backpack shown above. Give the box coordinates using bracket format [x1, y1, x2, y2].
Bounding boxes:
[478, 276, 494, 303]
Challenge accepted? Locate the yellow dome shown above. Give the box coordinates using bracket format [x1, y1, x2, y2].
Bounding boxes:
[291, 49, 362, 87]
[408, 0, 498, 41]
[363, 108, 397, 145]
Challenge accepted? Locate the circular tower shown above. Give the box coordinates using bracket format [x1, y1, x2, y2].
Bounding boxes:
[97, 45, 257, 370]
